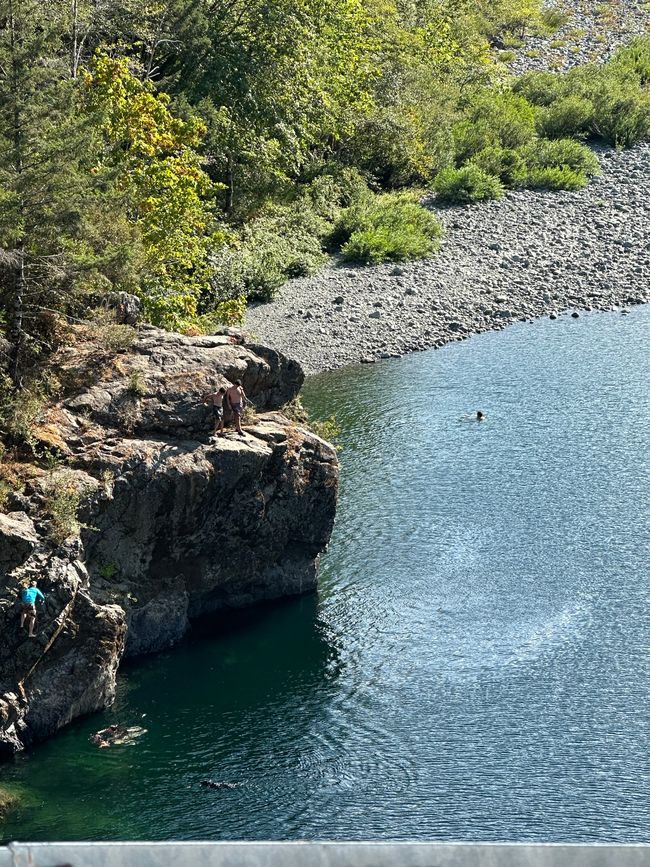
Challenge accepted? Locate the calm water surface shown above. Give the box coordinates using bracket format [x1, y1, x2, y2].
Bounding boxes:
[2, 307, 650, 842]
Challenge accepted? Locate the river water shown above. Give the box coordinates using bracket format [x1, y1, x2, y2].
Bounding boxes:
[2, 307, 650, 842]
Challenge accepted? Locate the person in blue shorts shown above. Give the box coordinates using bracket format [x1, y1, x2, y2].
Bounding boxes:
[19, 580, 45, 637]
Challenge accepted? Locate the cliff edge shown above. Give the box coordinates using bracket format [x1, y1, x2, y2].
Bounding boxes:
[0, 326, 338, 754]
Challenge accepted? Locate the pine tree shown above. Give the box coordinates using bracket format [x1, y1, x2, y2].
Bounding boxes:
[0, 0, 95, 382]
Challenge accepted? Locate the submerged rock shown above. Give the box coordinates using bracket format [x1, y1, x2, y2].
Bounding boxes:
[0, 328, 338, 754]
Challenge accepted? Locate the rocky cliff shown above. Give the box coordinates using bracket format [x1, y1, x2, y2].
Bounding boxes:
[0, 327, 338, 755]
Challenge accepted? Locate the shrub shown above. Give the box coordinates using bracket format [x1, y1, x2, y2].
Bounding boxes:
[338, 193, 443, 264]
[210, 201, 330, 301]
[453, 91, 537, 163]
[310, 414, 342, 448]
[562, 55, 650, 147]
[536, 95, 595, 139]
[95, 324, 137, 353]
[538, 7, 571, 33]
[128, 370, 147, 397]
[609, 36, 650, 85]
[468, 146, 526, 186]
[434, 166, 505, 204]
[513, 71, 566, 106]
[524, 165, 590, 190]
[0, 480, 10, 512]
[43, 478, 86, 545]
[591, 79, 650, 147]
[522, 138, 601, 175]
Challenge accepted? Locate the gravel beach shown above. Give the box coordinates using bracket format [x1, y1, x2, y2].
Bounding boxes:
[246, 2, 650, 375]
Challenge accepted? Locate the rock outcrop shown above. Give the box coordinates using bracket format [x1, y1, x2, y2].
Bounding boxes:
[0, 328, 338, 754]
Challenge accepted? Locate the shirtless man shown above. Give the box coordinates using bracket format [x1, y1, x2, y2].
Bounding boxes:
[226, 380, 247, 437]
[204, 386, 226, 437]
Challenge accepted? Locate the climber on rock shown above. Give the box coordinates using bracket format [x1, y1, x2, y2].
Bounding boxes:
[19, 580, 45, 638]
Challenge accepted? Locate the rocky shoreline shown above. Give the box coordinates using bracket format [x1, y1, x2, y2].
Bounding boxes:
[246, 142, 650, 376]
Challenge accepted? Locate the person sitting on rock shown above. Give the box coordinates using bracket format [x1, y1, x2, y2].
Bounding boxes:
[226, 380, 247, 437]
[19, 580, 45, 638]
[204, 386, 226, 438]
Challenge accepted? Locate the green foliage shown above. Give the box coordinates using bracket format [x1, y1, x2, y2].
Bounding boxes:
[94, 324, 137, 354]
[99, 562, 118, 580]
[522, 138, 601, 177]
[453, 91, 537, 164]
[210, 205, 328, 301]
[513, 71, 566, 106]
[43, 475, 87, 545]
[434, 166, 505, 204]
[0, 373, 49, 449]
[0, 480, 10, 512]
[128, 370, 147, 397]
[536, 95, 595, 139]
[338, 193, 443, 264]
[84, 55, 218, 330]
[468, 146, 526, 186]
[517, 138, 600, 190]
[524, 166, 590, 191]
[310, 415, 342, 448]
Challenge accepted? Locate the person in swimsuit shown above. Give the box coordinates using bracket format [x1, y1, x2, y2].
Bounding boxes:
[19, 580, 45, 637]
[204, 387, 226, 437]
[226, 380, 247, 437]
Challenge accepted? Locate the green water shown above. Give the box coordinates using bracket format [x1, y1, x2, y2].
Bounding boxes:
[2, 307, 650, 842]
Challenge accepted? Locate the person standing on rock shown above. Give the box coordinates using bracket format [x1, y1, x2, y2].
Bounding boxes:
[226, 379, 247, 437]
[204, 386, 226, 437]
[19, 580, 45, 638]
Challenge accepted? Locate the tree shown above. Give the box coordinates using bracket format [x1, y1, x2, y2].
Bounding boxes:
[83, 54, 220, 329]
[0, 0, 95, 382]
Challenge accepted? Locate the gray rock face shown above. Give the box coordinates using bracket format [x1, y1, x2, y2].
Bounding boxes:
[0, 329, 337, 754]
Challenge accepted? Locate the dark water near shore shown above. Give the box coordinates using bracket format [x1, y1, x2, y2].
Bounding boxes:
[2, 307, 650, 842]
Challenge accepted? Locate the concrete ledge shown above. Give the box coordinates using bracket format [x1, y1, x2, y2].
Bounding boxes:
[4, 842, 650, 867]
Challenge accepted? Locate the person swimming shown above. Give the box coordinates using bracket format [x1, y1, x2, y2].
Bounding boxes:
[90, 725, 147, 748]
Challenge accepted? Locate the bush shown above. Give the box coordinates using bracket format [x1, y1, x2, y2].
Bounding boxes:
[453, 91, 537, 163]
[434, 165, 505, 204]
[591, 78, 650, 147]
[609, 36, 650, 85]
[513, 71, 566, 106]
[338, 193, 443, 264]
[468, 146, 526, 186]
[210, 202, 330, 301]
[43, 476, 87, 545]
[524, 166, 590, 190]
[522, 138, 601, 175]
[536, 95, 595, 139]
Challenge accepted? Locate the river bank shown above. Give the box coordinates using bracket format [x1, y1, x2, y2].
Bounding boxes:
[246, 142, 650, 375]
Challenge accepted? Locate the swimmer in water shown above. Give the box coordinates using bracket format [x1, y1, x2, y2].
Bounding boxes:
[476, 410, 485, 421]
